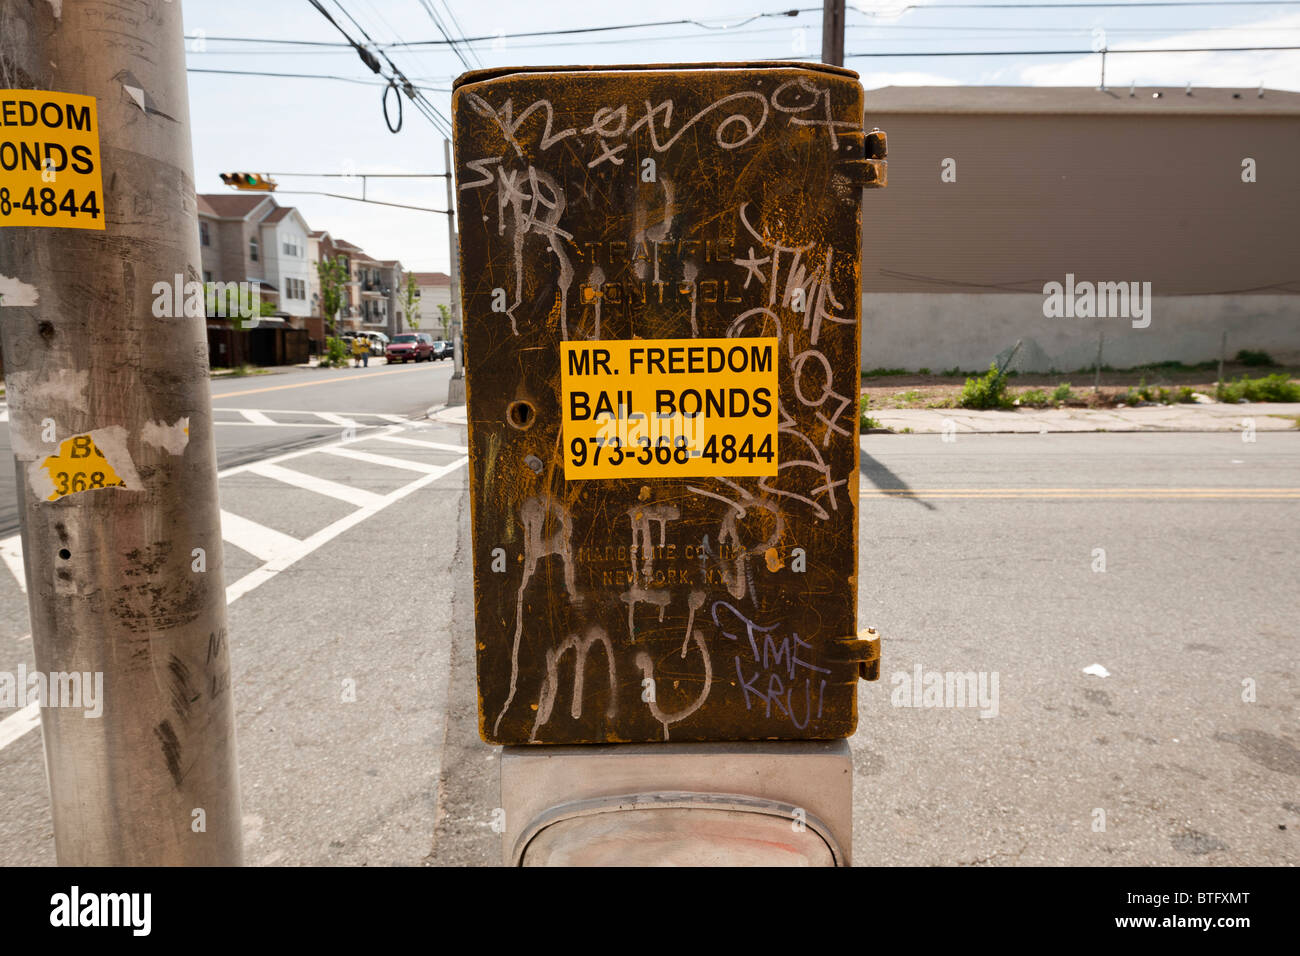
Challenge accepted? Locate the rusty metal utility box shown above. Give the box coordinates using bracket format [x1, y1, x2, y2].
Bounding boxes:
[453, 63, 884, 746]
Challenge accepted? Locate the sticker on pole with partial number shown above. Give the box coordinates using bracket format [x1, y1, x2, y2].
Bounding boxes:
[561, 337, 779, 480]
[0, 91, 105, 230]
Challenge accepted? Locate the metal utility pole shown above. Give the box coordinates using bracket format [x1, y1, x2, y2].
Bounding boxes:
[0, 1, 241, 864]
[444, 138, 465, 406]
[822, 0, 846, 67]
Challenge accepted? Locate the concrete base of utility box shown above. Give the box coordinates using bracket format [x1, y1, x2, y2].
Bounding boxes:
[500, 740, 853, 866]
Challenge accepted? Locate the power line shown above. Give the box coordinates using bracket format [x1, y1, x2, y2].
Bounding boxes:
[437, 0, 483, 68]
[842, 42, 1300, 55]
[852, 0, 1300, 10]
[304, 0, 453, 136]
[415, 0, 476, 71]
[186, 67, 449, 90]
[327, 0, 454, 135]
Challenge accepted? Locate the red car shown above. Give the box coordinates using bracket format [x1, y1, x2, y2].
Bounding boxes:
[385, 333, 434, 363]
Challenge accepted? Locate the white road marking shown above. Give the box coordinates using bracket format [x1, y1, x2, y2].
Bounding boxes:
[319, 446, 444, 474]
[0, 536, 25, 594]
[374, 435, 469, 454]
[225, 455, 467, 604]
[0, 421, 469, 753]
[0, 701, 40, 750]
[314, 412, 357, 427]
[239, 409, 277, 426]
[219, 510, 302, 563]
[245, 461, 386, 508]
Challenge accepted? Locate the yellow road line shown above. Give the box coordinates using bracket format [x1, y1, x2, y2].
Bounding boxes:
[860, 488, 1300, 499]
[212, 364, 433, 399]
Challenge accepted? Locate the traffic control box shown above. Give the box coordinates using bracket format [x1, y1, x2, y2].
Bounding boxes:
[453, 63, 885, 746]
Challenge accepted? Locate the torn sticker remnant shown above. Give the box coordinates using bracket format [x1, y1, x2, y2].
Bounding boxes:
[30, 428, 139, 501]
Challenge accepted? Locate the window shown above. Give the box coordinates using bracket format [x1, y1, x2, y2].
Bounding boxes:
[199, 221, 210, 246]
[283, 238, 300, 257]
[249, 235, 259, 262]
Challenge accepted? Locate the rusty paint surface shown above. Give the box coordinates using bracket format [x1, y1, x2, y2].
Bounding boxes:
[453, 63, 884, 745]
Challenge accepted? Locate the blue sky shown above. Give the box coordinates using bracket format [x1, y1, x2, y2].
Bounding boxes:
[182, 1, 1300, 271]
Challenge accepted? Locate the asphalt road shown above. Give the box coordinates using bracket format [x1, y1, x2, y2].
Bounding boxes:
[0, 359, 457, 537]
[0, 388, 1295, 864]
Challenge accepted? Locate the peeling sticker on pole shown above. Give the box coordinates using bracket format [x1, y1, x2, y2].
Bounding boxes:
[0, 91, 105, 230]
[30, 429, 140, 501]
[0, 274, 39, 307]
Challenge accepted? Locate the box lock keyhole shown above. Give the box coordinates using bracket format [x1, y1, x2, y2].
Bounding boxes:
[507, 400, 536, 431]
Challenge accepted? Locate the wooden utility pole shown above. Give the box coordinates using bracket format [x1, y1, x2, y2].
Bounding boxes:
[0, 0, 241, 864]
[822, 0, 846, 67]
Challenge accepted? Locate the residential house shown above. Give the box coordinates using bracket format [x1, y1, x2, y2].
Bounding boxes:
[410, 271, 453, 338]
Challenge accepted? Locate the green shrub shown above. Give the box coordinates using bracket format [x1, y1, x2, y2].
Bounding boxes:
[863, 367, 909, 377]
[1052, 382, 1075, 404]
[941, 366, 963, 377]
[917, 367, 931, 376]
[1017, 388, 1050, 407]
[1216, 373, 1300, 403]
[958, 362, 1013, 410]
[320, 336, 349, 368]
[1178, 386, 1196, 403]
[1235, 349, 1274, 367]
[859, 394, 882, 430]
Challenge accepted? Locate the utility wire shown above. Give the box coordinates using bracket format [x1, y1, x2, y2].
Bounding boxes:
[437, 0, 483, 68]
[415, 0, 476, 71]
[186, 2, 1300, 48]
[841, 42, 1300, 55]
[186, 67, 449, 90]
[328, 0, 453, 135]
[304, 0, 452, 136]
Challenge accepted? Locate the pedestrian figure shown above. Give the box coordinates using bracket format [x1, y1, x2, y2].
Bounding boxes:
[352, 334, 368, 368]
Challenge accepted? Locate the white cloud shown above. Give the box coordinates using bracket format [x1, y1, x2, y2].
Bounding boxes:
[1018, 11, 1300, 91]
[862, 71, 963, 89]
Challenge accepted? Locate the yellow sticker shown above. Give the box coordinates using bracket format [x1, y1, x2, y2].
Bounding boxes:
[561, 337, 779, 480]
[0, 91, 105, 231]
[39, 434, 127, 501]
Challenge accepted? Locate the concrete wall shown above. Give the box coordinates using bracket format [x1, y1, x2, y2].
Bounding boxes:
[863, 292, 1300, 372]
[859, 97, 1300, 371]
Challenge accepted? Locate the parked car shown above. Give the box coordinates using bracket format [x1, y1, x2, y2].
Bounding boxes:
[364, 331, 389, 356]
[431, 340, 454, 361]
[385, 332, 434, 363]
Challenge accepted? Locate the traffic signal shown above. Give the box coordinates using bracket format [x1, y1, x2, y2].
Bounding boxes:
[219, 172, 277, 191]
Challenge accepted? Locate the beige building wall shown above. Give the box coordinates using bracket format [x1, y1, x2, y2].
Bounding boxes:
[860, 87, 1300, 371]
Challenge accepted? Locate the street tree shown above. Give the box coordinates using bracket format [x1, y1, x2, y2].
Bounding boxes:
[403, 273, 421, 331]
[316, 255, 349, 337]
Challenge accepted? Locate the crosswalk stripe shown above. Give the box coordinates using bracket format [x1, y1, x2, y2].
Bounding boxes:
[239, 409, 277, 426]
[218, 510, 302, 562]
[0, 701, 40, 751]
[314, 412, 357, 427]
[245, 461, 386, 508]
[372, 435, 469, 454]
[318, 446, 444, 474]
[224, 455, 468, 604]
[0, 536, 25, 594]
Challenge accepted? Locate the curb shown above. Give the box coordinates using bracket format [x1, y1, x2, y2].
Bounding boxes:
[426, 403, 468, 425]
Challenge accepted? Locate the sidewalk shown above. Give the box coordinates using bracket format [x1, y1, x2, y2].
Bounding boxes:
[426, 403, 467, 425]
[870, 402, 1300, 434]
